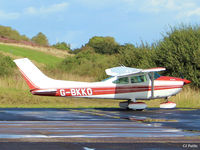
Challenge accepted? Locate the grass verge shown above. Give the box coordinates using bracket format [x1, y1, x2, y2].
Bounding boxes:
[0, 72, 200, 108]
[142, 86, 200, 108]
[0, 42, 70, 58]
[0, 71, 119, 108]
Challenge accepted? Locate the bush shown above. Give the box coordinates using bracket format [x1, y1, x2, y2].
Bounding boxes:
[31, 32, 49, 46]
[0, 54, 15, 76]
[155, 25, 200, 87]
[61, 49, 118, 80]
[118, 43, 156, 68]
[87, 36, 120, 54]
[52, 42, 71, 51]
[116, 25, 200, 87]
[0, 25, 30, 41]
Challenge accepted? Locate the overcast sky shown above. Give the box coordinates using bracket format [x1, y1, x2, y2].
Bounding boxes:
[0, 0, 200, 48]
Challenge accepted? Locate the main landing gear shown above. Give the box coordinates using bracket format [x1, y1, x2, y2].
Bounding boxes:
[119, 98, 147, 111]
[119, 97, 177, 110]
[160, 97, 176, 109]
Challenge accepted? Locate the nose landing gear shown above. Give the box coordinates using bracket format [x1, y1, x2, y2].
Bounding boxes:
[160, 97, 176, 109]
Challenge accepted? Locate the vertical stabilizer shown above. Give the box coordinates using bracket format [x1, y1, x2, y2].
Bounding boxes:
[14, 58, 51, 90]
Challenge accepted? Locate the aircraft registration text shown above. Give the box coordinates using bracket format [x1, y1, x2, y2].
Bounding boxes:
[59, 88, 93, 96]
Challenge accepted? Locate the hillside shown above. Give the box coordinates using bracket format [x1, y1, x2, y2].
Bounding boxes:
[0, 42, 71, 58]
[0, 43, 70, 64]
[0, 42, 120, 108]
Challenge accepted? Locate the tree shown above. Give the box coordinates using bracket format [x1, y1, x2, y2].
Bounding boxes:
[52, 42, 70, 51]
[61, 49, 118, 80]
[0, 54, 15, 76]
[118, 43, 155, 68]
[21, 35, 30, 41]
[87, 36, 119, 54]
[31, 32, 49, 46]
[155, 25, 200, 87]
[0, 25, 27, 41]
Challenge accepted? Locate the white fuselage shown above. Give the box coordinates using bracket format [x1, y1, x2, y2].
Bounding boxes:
[32, 74, 184, 100]
[14, 58, 187, 101]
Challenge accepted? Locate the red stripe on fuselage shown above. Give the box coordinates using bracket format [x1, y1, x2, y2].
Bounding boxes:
[54, 85, 183, 97]
[93, 85, 182, 95]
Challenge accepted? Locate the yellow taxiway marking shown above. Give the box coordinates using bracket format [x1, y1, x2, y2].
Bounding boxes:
[68, 109, 122, 120]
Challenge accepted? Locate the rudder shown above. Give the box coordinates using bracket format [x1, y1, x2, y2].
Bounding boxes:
[14, 58, 51, 90]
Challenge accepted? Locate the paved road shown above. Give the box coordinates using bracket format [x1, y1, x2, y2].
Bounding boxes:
[0, 108, 199, 149]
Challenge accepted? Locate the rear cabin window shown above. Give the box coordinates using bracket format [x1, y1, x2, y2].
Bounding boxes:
[113, 77, 129, 84]
[130, 75, 147, 83]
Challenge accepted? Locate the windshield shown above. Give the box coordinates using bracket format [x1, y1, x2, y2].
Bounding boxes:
[148, 72, 161, 80]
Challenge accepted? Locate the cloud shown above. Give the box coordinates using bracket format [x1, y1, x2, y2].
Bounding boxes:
[139, 0, 188, 13]
[129, 0, 200, 21]
[24, 2, 69, 15]
[0, 10, 20, 20]
[76, 0, 136, 10]
[77, 0, 198, 15]
[185, 8, 200, 17]
[108, 0, 197, 16]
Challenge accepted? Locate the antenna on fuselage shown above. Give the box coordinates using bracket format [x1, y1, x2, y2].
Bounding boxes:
[119, 63, 125, 67]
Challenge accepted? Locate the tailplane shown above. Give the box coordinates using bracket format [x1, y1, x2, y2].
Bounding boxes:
[14, 58, 52, 90]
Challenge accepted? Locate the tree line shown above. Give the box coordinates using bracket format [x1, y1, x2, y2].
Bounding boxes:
[0, 25, 70, 51]
[0, 24, 200, 87]
[62, 25, 200, 87]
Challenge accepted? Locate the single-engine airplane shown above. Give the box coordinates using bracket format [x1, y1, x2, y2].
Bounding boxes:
[14, 58, 191, 110]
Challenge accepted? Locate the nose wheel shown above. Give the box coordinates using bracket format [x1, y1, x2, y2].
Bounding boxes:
[160, 97, 176, 109]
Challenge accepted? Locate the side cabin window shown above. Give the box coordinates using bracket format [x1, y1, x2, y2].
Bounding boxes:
[113, 77, 129, 84]
[130, 75, 147, 83]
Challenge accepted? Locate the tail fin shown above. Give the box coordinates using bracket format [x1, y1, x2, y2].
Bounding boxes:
[14, 58, 51, 90]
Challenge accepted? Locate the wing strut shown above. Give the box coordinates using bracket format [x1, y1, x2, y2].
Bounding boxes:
[150, 72, 154, 98]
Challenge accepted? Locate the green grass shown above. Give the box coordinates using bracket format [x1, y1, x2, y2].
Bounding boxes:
[142, 86, 200, 108]
[1, 75, 200, 108]
[0, 75, 120, 108]
[0, 43, 63, 65]
[0, 74, 200, 108]
[0, 87, 120, 108]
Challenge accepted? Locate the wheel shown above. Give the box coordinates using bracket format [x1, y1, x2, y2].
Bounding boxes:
[119, 101, 129, 108]
[128, 102, 147, 110]
[160, 101, 176, 109]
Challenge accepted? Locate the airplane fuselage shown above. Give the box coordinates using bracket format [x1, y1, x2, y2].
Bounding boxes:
[14, 58, 190, 103]
[31, 75, 188, 101]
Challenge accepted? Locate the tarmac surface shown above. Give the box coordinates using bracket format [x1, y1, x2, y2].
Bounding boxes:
[0, 108, 199, 150]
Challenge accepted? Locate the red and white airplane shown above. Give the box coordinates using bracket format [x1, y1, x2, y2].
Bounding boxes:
[14, 58, 191, 110]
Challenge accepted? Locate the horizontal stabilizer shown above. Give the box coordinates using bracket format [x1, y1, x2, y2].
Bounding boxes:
[31, 89, 57, 96]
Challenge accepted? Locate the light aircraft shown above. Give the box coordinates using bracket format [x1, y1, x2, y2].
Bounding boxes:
[14, 58, 191, 110]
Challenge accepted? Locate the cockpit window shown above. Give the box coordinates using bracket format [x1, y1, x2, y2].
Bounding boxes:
[113, 77, 129, 84]
[130, 75, 147, 83]
[148, 72, 161, 80]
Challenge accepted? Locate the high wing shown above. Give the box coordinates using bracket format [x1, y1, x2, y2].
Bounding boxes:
[105, 66, 166, 77]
